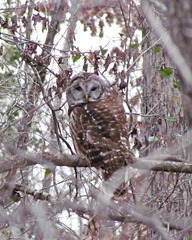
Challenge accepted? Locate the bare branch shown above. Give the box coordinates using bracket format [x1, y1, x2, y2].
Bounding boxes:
[9, 183, 191, 237]
[133, 156, 192, 173]
[2, 146, 192, 175]
[60, 0, 81, 70]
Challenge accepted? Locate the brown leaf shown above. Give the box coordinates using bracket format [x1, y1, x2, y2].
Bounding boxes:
[0, 46, 3, 56]
[104, 54, 111, 71]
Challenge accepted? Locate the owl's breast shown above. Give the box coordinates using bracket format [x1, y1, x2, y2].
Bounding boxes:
[69, 99, 130, 170]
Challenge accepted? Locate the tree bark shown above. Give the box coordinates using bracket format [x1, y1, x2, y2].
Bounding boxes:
[142, 0, 192, 126]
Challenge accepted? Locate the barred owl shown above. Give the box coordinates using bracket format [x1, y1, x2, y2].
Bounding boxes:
[66, 72, 131, 181]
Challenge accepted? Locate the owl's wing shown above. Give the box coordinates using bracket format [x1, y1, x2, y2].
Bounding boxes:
[71, 106, 113, 167]
[84, 90, 130, 168]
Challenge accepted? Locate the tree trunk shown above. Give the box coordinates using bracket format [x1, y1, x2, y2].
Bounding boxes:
[141, 27, 187, 156]
[139, 1, 192, 239]
[142, 0, 192, 126]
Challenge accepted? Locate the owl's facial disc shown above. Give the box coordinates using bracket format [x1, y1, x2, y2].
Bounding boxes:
[66, 74, 106, 106]
[86, 80, 104, 102]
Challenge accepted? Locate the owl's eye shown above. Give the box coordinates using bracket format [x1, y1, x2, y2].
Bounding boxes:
[75, 86, 82, 91]
[91, 87, 97, 91]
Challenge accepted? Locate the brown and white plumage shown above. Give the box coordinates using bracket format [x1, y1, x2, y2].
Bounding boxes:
[66, 72, 131, 181]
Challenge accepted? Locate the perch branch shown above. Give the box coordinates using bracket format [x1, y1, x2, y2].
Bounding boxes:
[2, 146, 192, 174]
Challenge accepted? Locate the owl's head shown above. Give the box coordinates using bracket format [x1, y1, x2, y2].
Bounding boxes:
[66, 72, 106, 106]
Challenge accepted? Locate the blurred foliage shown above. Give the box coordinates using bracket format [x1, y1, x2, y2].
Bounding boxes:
[0, 0, 191, 239]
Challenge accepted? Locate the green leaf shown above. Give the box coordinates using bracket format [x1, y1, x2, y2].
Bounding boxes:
[148, 136, 158, 142]
[13, 110, 19, 117]
[173, 79, 181, 88]
[153, 45, 160, 53]
[130, 151, 134, 156]
[158, 68, 174, 79]
[165, 116, 177, 122]
[63, 115, 70, 122]
[9, 48, 21, 67]
[10, 51, 20, 62]
[44, 168, 52, 178]
[73, 54, 81, 62]
[169, 131, 182, 137]
[130, 43, 139, 48]
[101, 49, 108, 56]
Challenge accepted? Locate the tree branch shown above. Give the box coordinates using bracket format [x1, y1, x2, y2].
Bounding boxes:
[132, 156, 192, 173]
[9, 182, 190, 238]
[12, 182, 191, 238]
[2, 146, 192, 175]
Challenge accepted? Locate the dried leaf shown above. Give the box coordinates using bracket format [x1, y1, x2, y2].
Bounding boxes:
[172, 96, 178, 103]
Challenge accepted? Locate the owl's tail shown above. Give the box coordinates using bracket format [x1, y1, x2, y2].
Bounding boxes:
[101, 165, 128, 196]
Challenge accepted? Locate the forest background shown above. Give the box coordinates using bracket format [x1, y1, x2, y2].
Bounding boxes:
[0, 0, 192, 239]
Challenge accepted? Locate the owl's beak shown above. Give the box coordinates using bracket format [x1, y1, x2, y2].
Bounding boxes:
[84, 94, 89, 101]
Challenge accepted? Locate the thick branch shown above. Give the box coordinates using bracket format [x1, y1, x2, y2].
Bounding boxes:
[132, 157, 192, 173]
[0, 149, 87, 173]
[2, 147, 192, 174]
